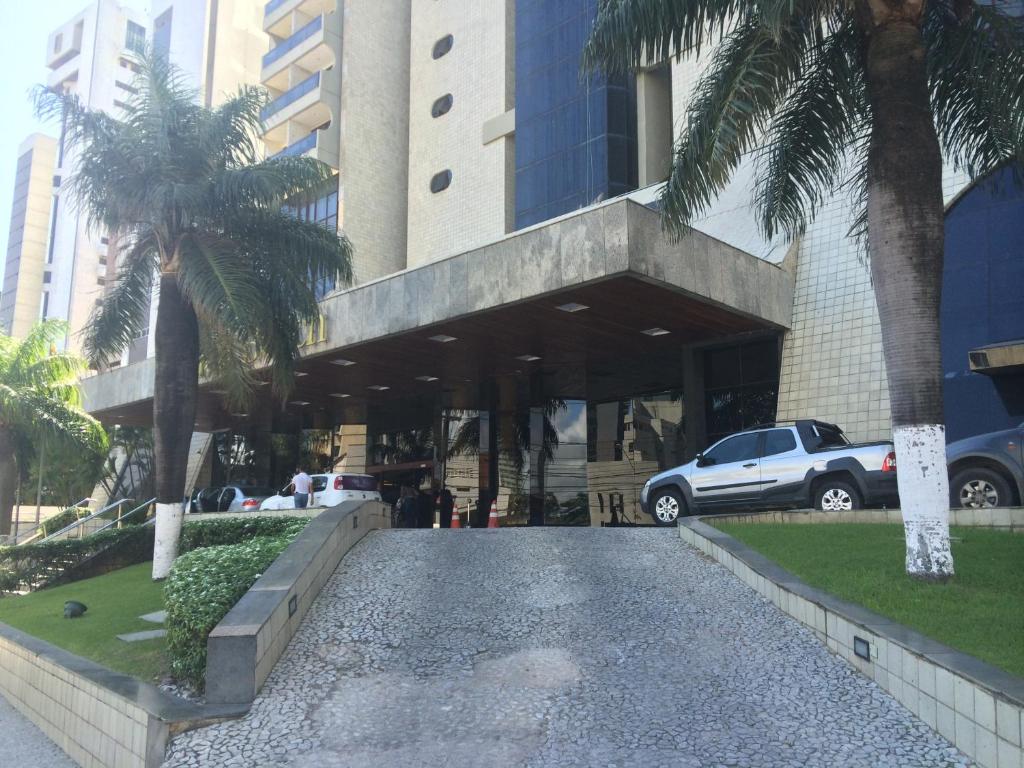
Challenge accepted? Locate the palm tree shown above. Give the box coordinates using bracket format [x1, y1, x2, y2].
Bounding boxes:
[585, 1, 1024, 579]
[36, 54, 353, 578]
[0, 321, 107, 537]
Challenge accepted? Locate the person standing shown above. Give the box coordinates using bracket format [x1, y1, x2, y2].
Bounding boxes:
[291, 467, 312, 509]
[398, 485, 418, 528]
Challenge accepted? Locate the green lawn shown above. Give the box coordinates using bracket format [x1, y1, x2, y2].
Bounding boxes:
[0, 562, 166, 683]
[712, 523, 1024, 678]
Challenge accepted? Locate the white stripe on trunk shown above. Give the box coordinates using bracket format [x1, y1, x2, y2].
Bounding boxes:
[894, 424, 954, 579]
[152, 501, 185, 580]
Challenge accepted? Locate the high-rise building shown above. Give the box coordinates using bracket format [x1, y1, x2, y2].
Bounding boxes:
[40, 0, 149, 355]
[0, 135, 58, 338]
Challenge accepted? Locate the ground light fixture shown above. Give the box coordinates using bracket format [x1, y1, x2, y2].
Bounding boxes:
[329, 392, 350, 398]
[516, 354, 542, 362]
[428, 334, 457, 343]
[330, 358, 356, 366]
[556, 302, 589, 313]
[642, 327, 671, 336]
[367, 384, 390, 391]
[415, 375, 439, 382]
[853, 636, 871, 661]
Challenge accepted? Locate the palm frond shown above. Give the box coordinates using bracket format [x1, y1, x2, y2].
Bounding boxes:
[197, 312, 259, 410]
[659, 16, 817, 236]
[754, 17, 866, 240]
[211, 157, 336, 212]
[583, 0, 744, 73]
[83, 237, 157, 367]
[926, 2, 1024, 178]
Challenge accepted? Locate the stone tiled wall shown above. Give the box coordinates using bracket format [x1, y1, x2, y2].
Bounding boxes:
[337, 0, 411, 284]
[206, 499, 391, 705]
[774, 170, 972, 442]
[0, 626, 165, 768]
[680, 517, 1024, 768]
[406, 0, 513, 267]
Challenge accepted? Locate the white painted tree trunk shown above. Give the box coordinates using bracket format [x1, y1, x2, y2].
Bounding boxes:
[894, 425, 954, 579]
[152, 501, 185, 580]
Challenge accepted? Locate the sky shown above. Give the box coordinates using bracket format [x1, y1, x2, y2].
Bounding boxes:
[0, 0, 149, 261]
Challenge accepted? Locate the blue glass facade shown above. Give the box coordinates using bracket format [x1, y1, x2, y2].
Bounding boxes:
[514, 0, 637, 230]
[941, 166, 1024, 442]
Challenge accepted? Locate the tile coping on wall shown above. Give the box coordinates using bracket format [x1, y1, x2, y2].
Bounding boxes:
[696, 506, 1024, 529]
[680, 514, 1024, 768]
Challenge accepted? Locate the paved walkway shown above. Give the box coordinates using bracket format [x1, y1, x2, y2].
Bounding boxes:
[0, 689, 76, 767]
[165, 529, 968, 767]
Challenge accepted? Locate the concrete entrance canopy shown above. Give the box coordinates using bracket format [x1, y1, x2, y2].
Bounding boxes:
[80, 198, 794, 427]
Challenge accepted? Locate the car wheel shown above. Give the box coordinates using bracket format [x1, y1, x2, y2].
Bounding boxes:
[951, 468, 1012, 509]
[650, 488, 685, 526]
[814, 480, 861, 512]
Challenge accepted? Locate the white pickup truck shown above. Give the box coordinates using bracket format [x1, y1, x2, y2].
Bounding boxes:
[640, 420, 899, 525]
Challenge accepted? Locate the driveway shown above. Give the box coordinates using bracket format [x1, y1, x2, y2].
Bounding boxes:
[165, 528, 967, 767]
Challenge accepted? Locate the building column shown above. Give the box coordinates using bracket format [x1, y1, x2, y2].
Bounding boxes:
[681, 345, 707, 458]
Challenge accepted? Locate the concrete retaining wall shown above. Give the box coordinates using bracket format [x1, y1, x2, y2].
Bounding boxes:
[680, 516, 1024, 768]
[0, 622, 244, 768]
[205, 499, 391, 705]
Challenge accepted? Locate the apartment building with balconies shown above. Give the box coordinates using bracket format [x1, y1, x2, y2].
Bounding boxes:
[40, 0, 148, 356]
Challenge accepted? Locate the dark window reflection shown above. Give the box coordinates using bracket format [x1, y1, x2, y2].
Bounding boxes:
[704, 339, 780, 445]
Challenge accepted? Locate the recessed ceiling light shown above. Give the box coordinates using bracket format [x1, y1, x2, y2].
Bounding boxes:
[367, 384, 390, 391]
[230, 412, 248, 418]
[415, 375, 439, 382]
[330, 358, 356, 366]
[329, 392, 350, 398]
[294, 371, 309, 377]
[642, 327, 671, 336]
[516, 354, 542, 362]
[556, 302, 589, 313]
[429, 334, 457, 343]
[289, 400, 310, 406]
[254, 381, 269, 387]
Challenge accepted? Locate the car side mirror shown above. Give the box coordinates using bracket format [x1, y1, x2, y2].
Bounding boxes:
[695, 453, 707, 468]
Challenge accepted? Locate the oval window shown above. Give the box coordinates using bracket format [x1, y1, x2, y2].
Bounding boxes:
[431, 93, 453, 118]
[430, 170, 452, 193]
[432, 34, 453, 59]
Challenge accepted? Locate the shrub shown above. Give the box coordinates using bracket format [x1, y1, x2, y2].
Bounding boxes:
[179, 516, 309, 553]
[0, 526, 154, 591]
[39, 507, 87, 537]
[164, 533, 300, 689]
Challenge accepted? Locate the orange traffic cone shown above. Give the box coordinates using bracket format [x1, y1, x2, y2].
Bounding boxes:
[487, 500, 499, 528]
[450, 501, 461, 529]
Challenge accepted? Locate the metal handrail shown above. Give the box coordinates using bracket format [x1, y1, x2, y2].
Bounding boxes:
[91, 498, 156, 536]
[40, 498, 134, 542]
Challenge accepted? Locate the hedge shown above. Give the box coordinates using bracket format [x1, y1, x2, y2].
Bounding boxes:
[164, 534, 299, 689]
[0, 526, 153, 591]
[39, 507, 86, 537]
[179, 516, 309, 553]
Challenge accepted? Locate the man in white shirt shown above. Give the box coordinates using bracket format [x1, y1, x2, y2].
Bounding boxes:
[291, 467, 312, 509]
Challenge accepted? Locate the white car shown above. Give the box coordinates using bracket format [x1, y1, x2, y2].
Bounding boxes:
[259, 473, 381, 510]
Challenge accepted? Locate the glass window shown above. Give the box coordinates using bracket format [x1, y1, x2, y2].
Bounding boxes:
[311, 475, 328, 492]
[431, 93, 453, 118]
[125, 20, 146, 55]
[703, 433, 759, 465]
[432, 34, 453, 59]
[430, 170, 452, 193]
[762, 429, 797, 457]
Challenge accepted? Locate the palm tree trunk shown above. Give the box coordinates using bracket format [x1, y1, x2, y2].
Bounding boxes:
[864, 20, 953, 579]
[151, 274, 200, 579]
[0, 429, 18, 538]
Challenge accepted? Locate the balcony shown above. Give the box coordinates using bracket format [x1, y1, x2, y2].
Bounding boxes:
[262, 15, 336, 90]
[263, 0, 334, 36]
[262, 71, 320, 121]
[273, 132, 318, 159]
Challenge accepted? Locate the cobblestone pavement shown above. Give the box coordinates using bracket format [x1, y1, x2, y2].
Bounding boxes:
[0, 688, 76, 767]
[165, 529, 969, 767]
